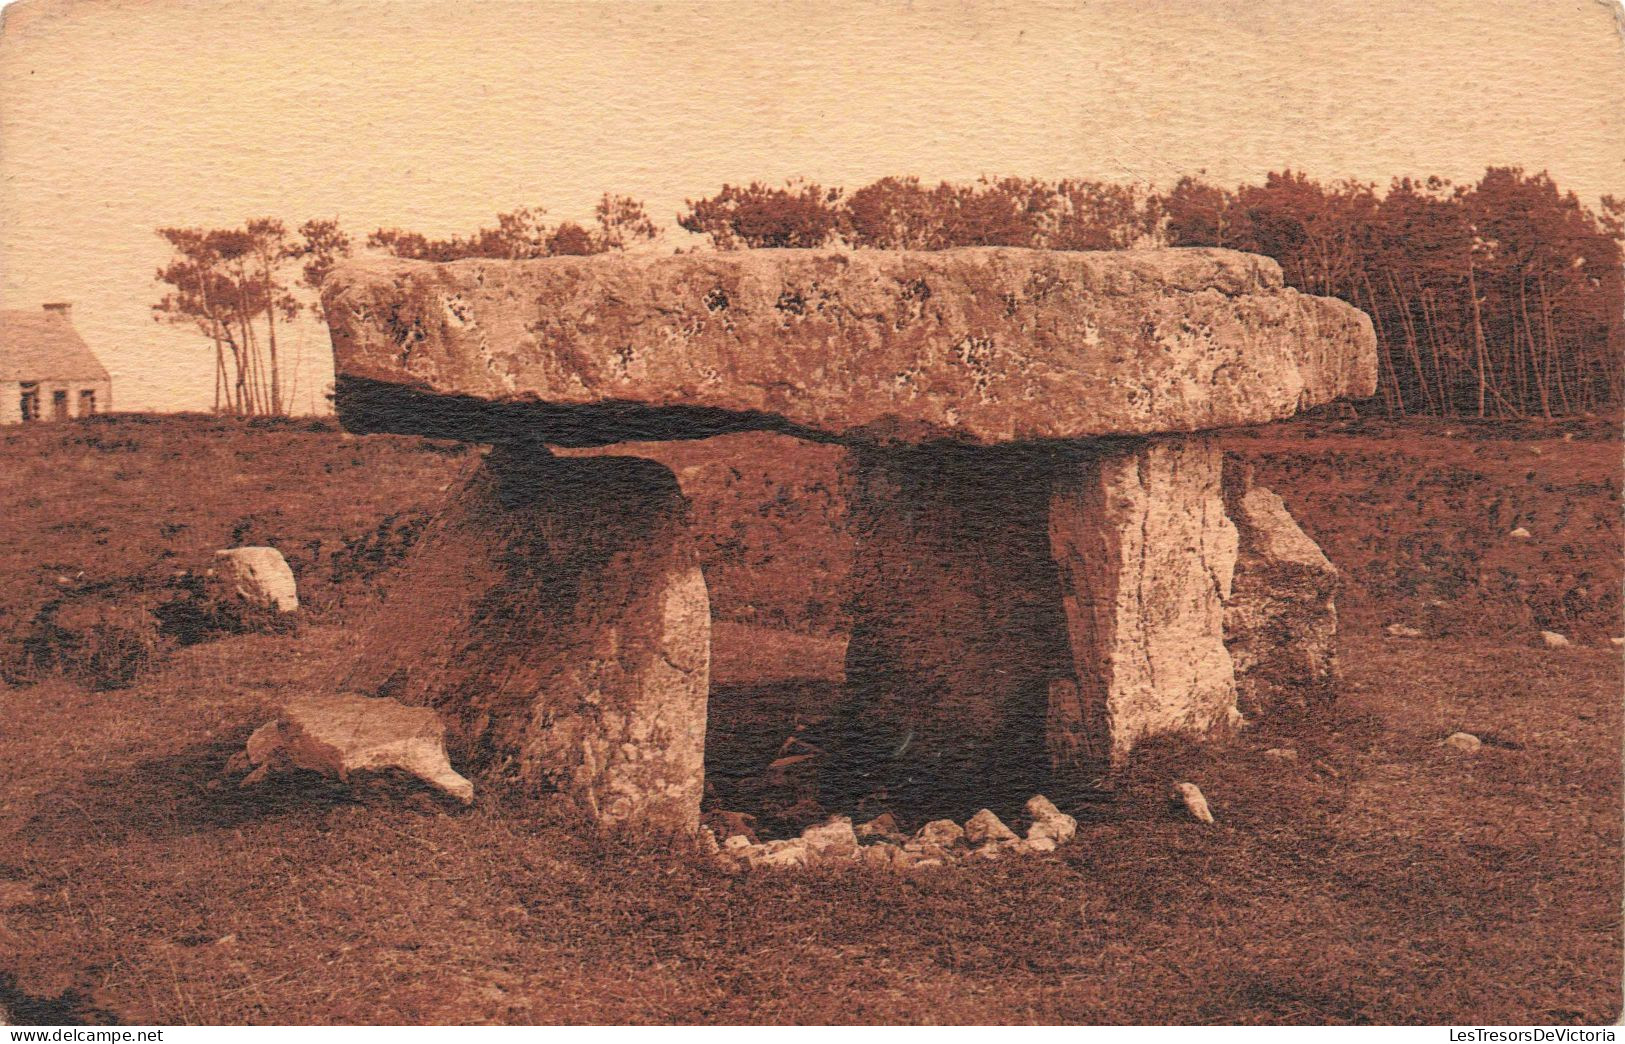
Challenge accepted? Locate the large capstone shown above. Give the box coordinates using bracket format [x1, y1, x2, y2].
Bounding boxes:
[322, 247, 1377, 446]
[340, 445, 709, 832]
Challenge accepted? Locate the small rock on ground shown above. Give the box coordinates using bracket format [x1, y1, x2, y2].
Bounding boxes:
[747, 839, 810, 870]
[902, 840, 955, 864]
[1385, 623, 1424, 639]
[230, 693, 472, 804]
[1509, 527, 1532, 540]
[705, 810, 759, 845]
[1026, 794, 1065, 820]
[1170, 782, 1215, 824]
[1541, 630, 1571, 649]
[801, 816, 859, 860]
[861, 842, 901, 869]
[913, 818, 965, 847]
[1025, 794, 1077, 845]
[964, 808, 1017, 844]
[1444, 731, 1482, 753]
[212, 546, 299, 612]
[856, 812, 903, 839]
[1263, 747, 1299, 761]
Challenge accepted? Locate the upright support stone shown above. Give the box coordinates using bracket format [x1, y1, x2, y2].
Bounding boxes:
[1222, 457, 1340, 716]
[341, 445, 709, 832]
[1048, 438, 1240, 770]
[834, 445, 1073, 815]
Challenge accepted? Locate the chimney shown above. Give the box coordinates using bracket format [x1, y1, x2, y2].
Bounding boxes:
[42, 302, 72, 323]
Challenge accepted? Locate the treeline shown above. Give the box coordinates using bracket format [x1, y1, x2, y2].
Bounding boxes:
[366, 195, 658, 261]
[156, 171, 1622, 418]
[673, 171, 1624, 418]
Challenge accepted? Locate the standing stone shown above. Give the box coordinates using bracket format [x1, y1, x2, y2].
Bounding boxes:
[1049, 438, 1239, 768]
[833, 445, 1072, 814]
[340, 445, 709, 833]
[1221, 458, 1340, 716]
[213, 546, 299, 612]
[837, 436, 1251, 804]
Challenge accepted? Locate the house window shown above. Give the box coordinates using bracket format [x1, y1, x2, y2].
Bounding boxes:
[79, 389, 96, 416]
[19, 384, 39, 422]
[52, 390, 69, 421]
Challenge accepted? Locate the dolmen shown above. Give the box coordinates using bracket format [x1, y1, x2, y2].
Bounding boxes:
[320, 247, 1377, 832]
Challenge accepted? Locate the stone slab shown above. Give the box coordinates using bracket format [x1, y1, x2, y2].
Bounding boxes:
[234, 693, 472, 804]
[1049, 438, 1239, 765]
[322, 247, 1378, 446]
[1221, 458, 1340, 715]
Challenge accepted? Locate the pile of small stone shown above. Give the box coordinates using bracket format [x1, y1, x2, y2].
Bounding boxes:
[708, 795, 1079, 873]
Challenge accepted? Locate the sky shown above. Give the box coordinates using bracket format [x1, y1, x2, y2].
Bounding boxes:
[1, 0, 1622, 414]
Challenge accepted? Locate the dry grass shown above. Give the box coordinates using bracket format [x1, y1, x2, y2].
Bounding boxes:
[1225, 413, 1622, 644]
[0, 413, 1619, 1024]
[0, 630, 1616, 1024]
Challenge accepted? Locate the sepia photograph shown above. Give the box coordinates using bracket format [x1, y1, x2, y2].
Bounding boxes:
[0, 0, 1621, 1029]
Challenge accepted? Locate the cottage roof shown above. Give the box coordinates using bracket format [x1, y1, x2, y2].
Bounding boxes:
[0, 310, 111, 383]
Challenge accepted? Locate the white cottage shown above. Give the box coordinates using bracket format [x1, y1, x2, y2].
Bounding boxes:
[0, 304, 112, 424]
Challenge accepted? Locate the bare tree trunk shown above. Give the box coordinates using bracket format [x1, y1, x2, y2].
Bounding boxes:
[1359, 273, 1402, 415]
[212, 336, 225, 414]
[1518, 277, 1551, 418]
[198, 281, 236, 414]
[1537, 277, 1575, 415]
[1468, 258, 1489, 418]
[235, 287, 261, 416]
[1417, 281, 1450, 416]
[1384, 269, 1434, 415]
[262, 253, 283, 415]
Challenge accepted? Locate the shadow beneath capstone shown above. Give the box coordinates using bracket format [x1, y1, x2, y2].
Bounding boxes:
[337, 375, 838, 448]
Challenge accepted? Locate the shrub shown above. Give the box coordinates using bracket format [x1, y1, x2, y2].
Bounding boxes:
[677, 181, 843, 249]
[327, 511, 431, 590]
[152, 581, 297, 646]
[11, 595, 168, 690]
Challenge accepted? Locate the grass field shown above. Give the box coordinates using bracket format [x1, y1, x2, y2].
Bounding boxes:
[0, 414, 1619, 1024]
